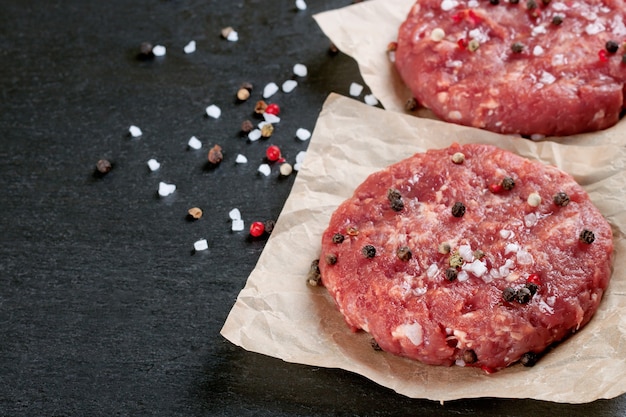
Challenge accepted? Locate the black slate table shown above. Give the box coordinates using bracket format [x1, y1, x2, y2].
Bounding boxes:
[1, 1, 624, 415]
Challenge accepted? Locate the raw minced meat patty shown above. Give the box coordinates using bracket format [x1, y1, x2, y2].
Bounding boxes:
[395, 0, 626, 137]
[318, 143, 613, 371]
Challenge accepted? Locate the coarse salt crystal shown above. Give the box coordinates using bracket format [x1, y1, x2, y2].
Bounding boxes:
[349, 82, 364, 97]
[263, 113, 281, 124]
[448, 110, 462, 120]
[516, 249, 534, 265]
[263, 82, 279, 98]
[463, 259, 487, 278]
[295, 0, 307, 11]
[147, 159, 161, 171]
[364, 94, 379, 106]
[183, 40, 196, 54]
[468, 0, 478, 6]
[258, 164, 271, 176]
[235, 154, 248, 164]
[295, 151, 307, 164]
[282, 79, 298, 93]
[193, 239, 208, 251]
[206, 104, 221, 119]
[248, 129, 262, 141]
[232, 219, 245, 232]
[158, 182, 176, 197]
[505, 243, 519, 254]
[539, 71, 556, 85]
[524, 212, 538, 227]
[188, 136, 202, 150]
[530, 134, 545, 141]
[457, 270, 469, 282]
[459, 245, 474, 262]
[533, 45, 544, 56]
[441, 0, 459, 11]
[426, 264, 439, 279]
[585, 22, 605, 35]
[500, 229, 513, 239]
[129, 125, 142, 137]
[296, 128, 311, 141]
[293, 63, 308, 77]
[227, 30, 239, 42]
[229, 208, 242, 220]
[152, 45, 166, 56]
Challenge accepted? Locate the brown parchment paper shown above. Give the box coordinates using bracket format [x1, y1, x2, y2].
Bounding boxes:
[221, 93, 626, 403]
[313, 0, 626, 146]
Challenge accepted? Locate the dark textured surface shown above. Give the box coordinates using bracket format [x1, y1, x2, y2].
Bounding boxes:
[1, 1, 624, 415]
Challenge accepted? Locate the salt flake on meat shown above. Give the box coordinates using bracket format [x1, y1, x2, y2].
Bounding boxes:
[516, 249, 534, 265]
[463, 259, 487, 278]
[505, 243, 519, 255]
[585, 22, 605, 35]
[440, 0, 459, 11]
[392, 322, 424, 346]
[458, 245, 474, 262]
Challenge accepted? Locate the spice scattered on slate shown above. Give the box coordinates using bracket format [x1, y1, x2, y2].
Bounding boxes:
[208, 144, 223, 164]
[96, 159, 112, 174]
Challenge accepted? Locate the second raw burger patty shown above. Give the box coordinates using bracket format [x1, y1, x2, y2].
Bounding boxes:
[319, 143, 613, 371]
[395, 0, 626, 137]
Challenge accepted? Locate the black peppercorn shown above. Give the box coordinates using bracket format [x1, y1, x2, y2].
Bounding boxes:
[370, 338, 382, 351]
[306, 260, 322, 287]
[526, 0, 537, 9]
[515, 287, 532, 304]
[511, 43, 524, 54]
[525, 282, 539, 296]
[362, 245, 376, 258]
[501, 177, 515, 190]
[138, 41, 154, 59]
[451, 202, 466, 218]
[502, 287, 516, 302]
[552, 15, 564, 25]
[445, 268, 458, 282]
[606, 40, 619, 54]
[579, 229, 595, 244]
[387, 188, 404, 212]
[490, 0, 499, 4]
[622, 54, 626, 65]
[325, 253, 337, 265]
[463, 349, 477, 364]
[553, 191, 570, 207]
[405, 97, 419, 112]
[510, 0, 519, 3]
[397, 246, 412, 261]
[520, 351, 539, 367]
[264, 219, 276, 235]
[332, 233, 345, 244]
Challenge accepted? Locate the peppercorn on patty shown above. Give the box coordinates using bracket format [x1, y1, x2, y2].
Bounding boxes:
[395, 0, 626, 137]
[319, 143, 613, 371]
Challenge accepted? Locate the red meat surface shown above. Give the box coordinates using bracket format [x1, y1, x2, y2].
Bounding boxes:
[395, 0, 626, 136]
[319, 143, 613, 370]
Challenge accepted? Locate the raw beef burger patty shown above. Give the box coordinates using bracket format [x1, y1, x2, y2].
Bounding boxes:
[395, 0, 626, 136]
[319, 143, 612, 370]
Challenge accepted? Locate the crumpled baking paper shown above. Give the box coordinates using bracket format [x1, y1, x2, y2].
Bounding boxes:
[222, 93, 626, 403]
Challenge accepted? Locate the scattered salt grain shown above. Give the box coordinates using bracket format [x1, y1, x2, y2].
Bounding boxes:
[258, 164, 271, 176]
[263, 82, 279, 98]
[194, 239, 208, 251]
[232, 219, 245, 232]
[263, 113, 281, 124]
[235, 154, 248, 164]
[229, 208, 242, 220]
[295, 128, 311, 141]
[282, 79, 298, 93]
[293, 63, 308, 77]
[187, 136, 202, 150]
[533, 45, 544, 56]
[205, 104, 221, 119]
[183, 40, 196, 54]
[295, 0, 307, 10]
[349, 82, 364, 97]
[152, 45, 166, 56]
[227, 30, 239, 42]
[457, 270, 469, 282]
[364, 94, 379, 106]
[158, 182, 176, 197]
[294, 151, 307, 171]
[147, 159, 161, 171]
[248, 129, 262, 141]
[129, 125, 142, 137]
